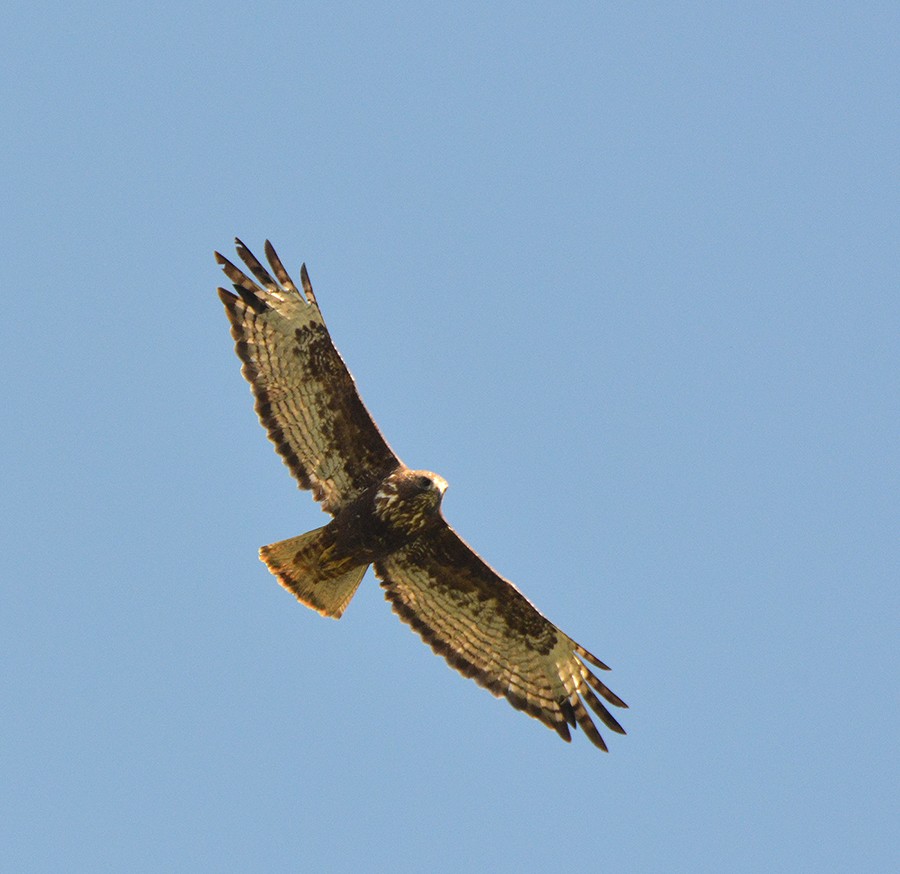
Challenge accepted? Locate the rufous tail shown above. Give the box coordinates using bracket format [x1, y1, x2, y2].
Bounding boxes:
[259, 527, 368, 619]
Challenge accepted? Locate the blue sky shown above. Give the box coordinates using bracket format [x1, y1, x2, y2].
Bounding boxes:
[2, 3, 897, 872]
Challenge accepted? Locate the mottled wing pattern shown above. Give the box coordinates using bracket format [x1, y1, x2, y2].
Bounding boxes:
[374, 526, 628, 750]
[216, 240, 401, 514]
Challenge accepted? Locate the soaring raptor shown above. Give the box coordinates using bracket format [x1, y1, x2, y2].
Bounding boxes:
[216, 240, 627, 750]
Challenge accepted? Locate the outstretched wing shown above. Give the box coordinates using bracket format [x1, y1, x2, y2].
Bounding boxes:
[216, 240, 401, 515]
[373, 526, 628, 750]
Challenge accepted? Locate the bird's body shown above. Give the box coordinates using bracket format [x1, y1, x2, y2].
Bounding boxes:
[259, 468, 448, 619]
[216, 240, 627, 750]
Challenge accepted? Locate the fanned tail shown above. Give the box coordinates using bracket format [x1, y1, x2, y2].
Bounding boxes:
[259, 527, 368, 619]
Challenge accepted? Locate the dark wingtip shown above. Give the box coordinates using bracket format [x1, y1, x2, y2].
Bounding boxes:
[299, 263, 317, 305]
[553, 721, 573, 743]
[604, 688, 629, 710]
[575, 644, 611, 671]
[585, 726, 609, 752]
[262, 240, 300, 294]
[263, 241, 281, 276]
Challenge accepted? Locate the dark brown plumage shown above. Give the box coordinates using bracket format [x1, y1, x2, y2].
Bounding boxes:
[216, 240, 627, 750]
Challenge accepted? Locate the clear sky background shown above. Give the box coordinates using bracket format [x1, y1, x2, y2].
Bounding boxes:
[2, 3, 897, 872]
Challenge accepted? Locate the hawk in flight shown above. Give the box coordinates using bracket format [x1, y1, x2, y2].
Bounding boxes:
[216, 240, 627, 750]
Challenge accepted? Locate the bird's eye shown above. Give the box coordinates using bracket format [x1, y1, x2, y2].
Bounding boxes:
[416, 475, 432, 490]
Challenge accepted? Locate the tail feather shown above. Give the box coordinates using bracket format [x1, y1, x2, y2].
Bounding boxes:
[259, 527, 368, 619]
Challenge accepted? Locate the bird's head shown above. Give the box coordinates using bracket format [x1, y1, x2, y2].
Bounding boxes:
[408, 469, 449, 498]
[374, 468, 448, 534]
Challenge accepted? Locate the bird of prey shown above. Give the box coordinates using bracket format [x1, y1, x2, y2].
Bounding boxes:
[216, 240, 627, 750]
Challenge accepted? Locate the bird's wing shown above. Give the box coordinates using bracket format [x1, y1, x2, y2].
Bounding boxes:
[373, 525, 627, 750]
[217, 240, 401, 515]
